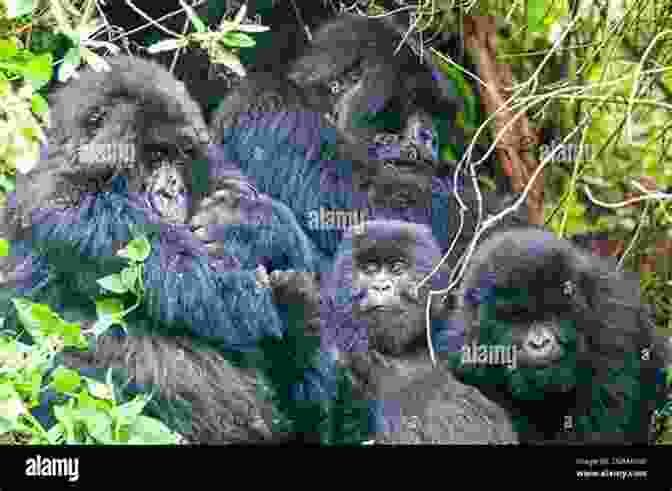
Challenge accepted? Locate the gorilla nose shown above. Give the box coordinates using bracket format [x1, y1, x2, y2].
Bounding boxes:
[524, 331, 553, 356]
[527, 337, 550, 350]
[372, 282, 393, 293]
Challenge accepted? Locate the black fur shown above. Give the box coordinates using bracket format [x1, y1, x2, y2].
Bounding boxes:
[448, 227, 668, 444]
[210, 13, 485, 259]
[0, 56, 328, 443]
[318, 220, 517, 444]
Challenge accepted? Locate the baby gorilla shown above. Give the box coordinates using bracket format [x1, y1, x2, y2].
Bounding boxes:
[0, 56, 329, 443]
[308, 220, 517, 444]
[448, 227, 669, 444]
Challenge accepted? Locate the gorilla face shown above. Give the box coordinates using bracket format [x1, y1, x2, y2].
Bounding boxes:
[15, 56, 212, 232]
[353, 249, 425, 356]
[454, 227, 657, 402]
[323, 220, 449, 357]
[471, 285, 584, 399]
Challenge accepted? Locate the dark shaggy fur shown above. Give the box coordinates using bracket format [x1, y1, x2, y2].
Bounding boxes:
[316, 220, 517, 444]
[447, 227, 668, 444]
[210, 13, 483, 259]
[0, 56, 330, 443]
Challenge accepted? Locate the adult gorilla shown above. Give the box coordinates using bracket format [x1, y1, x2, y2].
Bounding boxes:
[0, 56, 332, 443]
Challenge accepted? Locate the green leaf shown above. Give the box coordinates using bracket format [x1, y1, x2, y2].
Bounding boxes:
[30, 303, 61, 333]
[76, 408, 113, 443]
[123, 235, 151, 262]
[83, 380, 114, 402]
[0, 38, 19, 59]
[97, 274, 128, 294]
[179, 0, 207, 33]
[111, 396, 148, 426]
[95, 297, 125, 318]
[53, 404, 76, 441]
[127, 415, 180, 444]
[0, 416, 17, 435]
[29, 370, 42, 403]
[59, 47, 81, 83]
[46, 423, 64, 444]
[0, 174, 16, 193]
[0, 385, 25, 427]
[89, 317, 123, 338]
[527, 0, 548, 33]
[51, 366, 82, 394]
[12, 299, 45, 336]
[58, 322, 87, 348]
[5, 0, 36, 19]
[24, 53, 53, 90]
[31, 93, 49, 116]
[121, 266, 139, 291]
[220, 32, 257, 48]
[0, 239, 9, 257]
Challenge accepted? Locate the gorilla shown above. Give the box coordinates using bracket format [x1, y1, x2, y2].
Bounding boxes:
[0, 55, 333, 443]
[210, 13, 481, 259]
[303, 219, 518, 444]
[446, 227, 668, 444]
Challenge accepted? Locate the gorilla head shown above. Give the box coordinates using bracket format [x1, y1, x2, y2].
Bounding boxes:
[449, 227, 668, 443]
[288, 13, 460, 170]
[322, 219, 459, 358]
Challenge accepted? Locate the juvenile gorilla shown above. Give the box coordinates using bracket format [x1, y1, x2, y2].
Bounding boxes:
[0, 56, 329, 443]
[448, 227, 668, 444]
[210, 13, 478, 259]
[310, 220, 517, 444]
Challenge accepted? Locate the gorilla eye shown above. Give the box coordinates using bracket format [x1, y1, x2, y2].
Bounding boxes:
[362, 262, 380, 275]
[86, 107, 108, 133]
[329, 80, 342, 94]
[146, 145, 175, 163]
[390, 260, 407, 274]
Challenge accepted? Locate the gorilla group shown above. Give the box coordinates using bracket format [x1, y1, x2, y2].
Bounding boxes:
[1, 6, 666, 445]
[314, 219, 518, 444]
[312, 221, 667, 445]
[210, 12, 487, 260]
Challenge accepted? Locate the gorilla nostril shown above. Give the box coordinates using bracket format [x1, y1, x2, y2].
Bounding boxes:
[373, 283, 392, 293]
[524, 329, 555, 355]
[527, 337, 550, 350]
